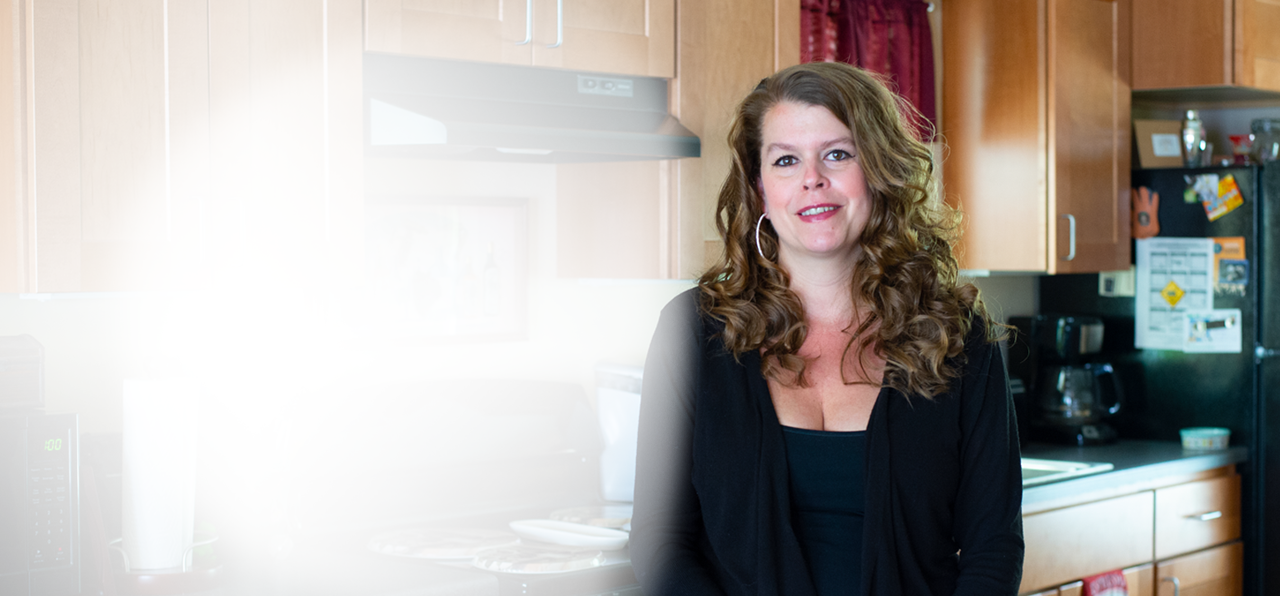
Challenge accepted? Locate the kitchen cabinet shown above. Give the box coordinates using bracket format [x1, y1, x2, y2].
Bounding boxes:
[1023, 565, 1154, 596]
[556, 0, 799, 278]
[0, 0, 362, 293]
[1133, 0, 1280, 93]
[941, 0, 1131, 273]
[1019, 466, 1240, 595]
[1154, 541, 1243, 596]
[365, 0, 675, 78]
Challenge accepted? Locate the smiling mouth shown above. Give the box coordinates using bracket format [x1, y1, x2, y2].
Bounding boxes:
[798, 206, 838, 216]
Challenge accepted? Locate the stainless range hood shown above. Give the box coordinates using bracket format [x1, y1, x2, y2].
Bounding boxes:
[364, 53, 701, 163]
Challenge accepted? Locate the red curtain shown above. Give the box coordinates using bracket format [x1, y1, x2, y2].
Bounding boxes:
[802, 0, 936, 133]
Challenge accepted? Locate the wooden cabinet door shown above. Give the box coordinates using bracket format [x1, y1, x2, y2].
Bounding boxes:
[943, 0, 1130, 274]
[1233, 0, 1280, 91]
[1020, 491, 1155, 594]
[366, 0, 674, 78]
[1134, 0, 1280, 92]
[0, 0, 22, 292]
[16, 0, 206, 292]
[530, 0, 674, 77]
[1047, 0, 1130, 274]
[365, 0, 533, 65]
[206, 0, 364, 291]
[941, 0, 1045, 272]
[1125, 563, 1156, 596]
[0, 0, 362, 292]
[1155, 541, 1244, 596]
[1132, 0, 1231, 90]
[670, 0, 798, 278]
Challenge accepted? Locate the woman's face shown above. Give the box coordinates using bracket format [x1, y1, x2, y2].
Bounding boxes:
[757, 101, 872, 268]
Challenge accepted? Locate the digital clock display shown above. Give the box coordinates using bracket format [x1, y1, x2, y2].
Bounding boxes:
[44, 438, 62, 451]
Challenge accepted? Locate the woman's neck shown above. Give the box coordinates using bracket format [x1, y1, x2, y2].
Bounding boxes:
[782, 256, 858, 328]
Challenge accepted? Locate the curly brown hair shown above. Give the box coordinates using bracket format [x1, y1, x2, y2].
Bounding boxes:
[697, 62, 999, 399]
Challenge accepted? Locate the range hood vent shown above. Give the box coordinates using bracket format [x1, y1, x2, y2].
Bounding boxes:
[364, 54, 700, 163]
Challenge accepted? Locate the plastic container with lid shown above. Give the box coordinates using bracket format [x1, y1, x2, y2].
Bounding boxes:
[1252, 118, 1280, 162]
[1180, 427, 1231, 450]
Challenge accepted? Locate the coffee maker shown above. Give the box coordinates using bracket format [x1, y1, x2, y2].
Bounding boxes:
[1009, 314, 1125, 445]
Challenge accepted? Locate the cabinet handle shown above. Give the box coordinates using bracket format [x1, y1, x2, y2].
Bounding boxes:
[1060, 214, 1077, 261]
[1161, 576, 1181, 596]
[1189, 510, 1223, 521]
[516, 0, 533, 45]
[547, 0, 564, 48]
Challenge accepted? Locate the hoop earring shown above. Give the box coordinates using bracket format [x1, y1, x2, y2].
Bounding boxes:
[755, 213, 768, 260]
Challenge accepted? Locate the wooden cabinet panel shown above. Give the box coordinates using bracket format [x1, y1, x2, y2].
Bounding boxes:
[0, 0, 363, 292]
[942, 0, 1130, 274]
[1155, 474, 1242, 560]
[0, 0, 24, 292]
[530, 0, 674, 78]
[1134, 0, 1280, 93]
[941, 0, 1044, 272]
[557, 161, 661, 278]
[1124, 563, 1156, 596]
[366, 0, 532, 65]
[1020, 491, 1155, 594]
[1235, 0, 1280, 91]
[1047, 0, 1130, 273]
[671, 0, 798, 278]
[1131, 0, 1230, 90]
[31, 0, 82, 292]
[367, 0, 672, 77]
[1155, 541, 1243, 596]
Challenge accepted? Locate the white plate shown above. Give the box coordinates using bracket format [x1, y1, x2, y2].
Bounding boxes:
[508, 519, 630, 550]
[548, 504, 633, 529]
[471, 543, 605, 574]
[366, 528, 519, 560]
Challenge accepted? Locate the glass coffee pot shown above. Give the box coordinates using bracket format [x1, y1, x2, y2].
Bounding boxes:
[1026, 314, 1126, 445]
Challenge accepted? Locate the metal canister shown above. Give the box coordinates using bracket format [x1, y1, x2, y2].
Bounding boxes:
[1182, 110, 1205, 167]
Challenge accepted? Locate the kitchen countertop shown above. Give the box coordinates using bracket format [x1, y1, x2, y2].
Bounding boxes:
[1021, 439, 1248, 512]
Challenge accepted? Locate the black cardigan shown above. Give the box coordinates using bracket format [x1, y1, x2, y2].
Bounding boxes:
[630, 289, 1024, 595]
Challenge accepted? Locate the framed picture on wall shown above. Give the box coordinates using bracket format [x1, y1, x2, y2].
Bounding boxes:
[364, 196, 529, 341]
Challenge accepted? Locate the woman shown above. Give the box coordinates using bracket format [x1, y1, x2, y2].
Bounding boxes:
[630, 62, 1023, 595]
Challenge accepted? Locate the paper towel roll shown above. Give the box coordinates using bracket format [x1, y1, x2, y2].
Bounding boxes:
[122, 378, 199, 571]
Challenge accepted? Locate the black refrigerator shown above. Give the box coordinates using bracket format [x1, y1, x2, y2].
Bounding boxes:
[1038, 164, 1280, 595]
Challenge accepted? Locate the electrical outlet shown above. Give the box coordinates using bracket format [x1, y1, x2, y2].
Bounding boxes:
[1098, 266, 1136, 297]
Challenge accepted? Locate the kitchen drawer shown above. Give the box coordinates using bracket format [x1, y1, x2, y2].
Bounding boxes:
[1154, 474, 1240, 560]
[1155, 541, 1243, 596]
[1124, 563, 1155, 596]
[1020, 491, 1155, 594]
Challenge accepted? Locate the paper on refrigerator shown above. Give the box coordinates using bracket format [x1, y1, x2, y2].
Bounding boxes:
[1135, 237, 1215, 350]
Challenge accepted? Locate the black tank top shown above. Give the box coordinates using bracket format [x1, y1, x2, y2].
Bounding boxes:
[781, 426, 866, 596]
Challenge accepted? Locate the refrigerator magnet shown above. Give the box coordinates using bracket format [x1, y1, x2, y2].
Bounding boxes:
[1183, 309, 1243, 353]
[1212, 236, 1247, 296]
[1203, 174, 1245, 221]
[1131, 186, 1160, 239]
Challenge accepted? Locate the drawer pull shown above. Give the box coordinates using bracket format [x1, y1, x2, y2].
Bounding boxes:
[1189, 510, 1223, 521]
[1161, 576, 1181, 596]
